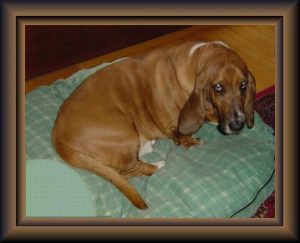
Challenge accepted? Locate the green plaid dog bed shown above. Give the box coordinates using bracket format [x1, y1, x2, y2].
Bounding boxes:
[26, 58, 274, 218]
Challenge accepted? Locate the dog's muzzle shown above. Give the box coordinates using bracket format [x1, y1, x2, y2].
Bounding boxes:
[228, 118, 245, 132]
[219, 110, 245, 135]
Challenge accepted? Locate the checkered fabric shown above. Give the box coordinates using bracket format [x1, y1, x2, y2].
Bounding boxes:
[26, 59, 274, 218]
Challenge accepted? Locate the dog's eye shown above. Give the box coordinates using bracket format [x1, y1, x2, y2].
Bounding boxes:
[240, 80, 248, 90]
[214, 84, 223, 92]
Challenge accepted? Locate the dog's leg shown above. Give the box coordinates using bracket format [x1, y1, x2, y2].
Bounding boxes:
[121, 160, 165, 179]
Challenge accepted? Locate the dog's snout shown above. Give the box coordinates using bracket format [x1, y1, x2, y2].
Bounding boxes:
[229, 120, 245, 132]
[228, 109, 245, 132]
[234, 110, 240, 119]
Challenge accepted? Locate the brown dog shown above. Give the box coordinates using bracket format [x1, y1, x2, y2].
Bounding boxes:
[52, 41, 256, 209]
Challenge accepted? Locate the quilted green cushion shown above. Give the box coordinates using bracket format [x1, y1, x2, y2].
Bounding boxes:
[25, 58, 274, 218]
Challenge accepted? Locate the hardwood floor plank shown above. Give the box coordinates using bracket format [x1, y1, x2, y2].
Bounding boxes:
[26, 25, 275, 94]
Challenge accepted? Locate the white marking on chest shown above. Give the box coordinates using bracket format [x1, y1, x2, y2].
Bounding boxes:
[139, 140, 155, 157]
[138, 141, 166, 170]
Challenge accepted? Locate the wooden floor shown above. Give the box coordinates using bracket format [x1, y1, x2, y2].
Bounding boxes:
[25, 25, 275, 94]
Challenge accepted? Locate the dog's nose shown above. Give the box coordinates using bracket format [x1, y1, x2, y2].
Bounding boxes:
[229, 120, 245, 132]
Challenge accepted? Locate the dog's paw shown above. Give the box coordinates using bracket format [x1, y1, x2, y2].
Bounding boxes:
[173, 135, 203, 148]
[153, 160, 166, 170]
[182, 138, 202, 148]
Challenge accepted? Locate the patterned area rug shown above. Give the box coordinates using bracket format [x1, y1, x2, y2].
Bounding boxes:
[252, 86, 275, 218]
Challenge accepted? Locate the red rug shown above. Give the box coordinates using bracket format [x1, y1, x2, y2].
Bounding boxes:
[252, 86, 275, 218]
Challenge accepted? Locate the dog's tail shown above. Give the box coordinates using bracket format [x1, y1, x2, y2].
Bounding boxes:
[81, 154, 149, 210]
[52, 137, 148, 210]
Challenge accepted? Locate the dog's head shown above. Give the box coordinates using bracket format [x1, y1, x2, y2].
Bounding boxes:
[178, 43, 256, 135]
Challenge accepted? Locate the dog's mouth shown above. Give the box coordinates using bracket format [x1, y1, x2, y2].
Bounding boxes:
[218, 124, 243, 135]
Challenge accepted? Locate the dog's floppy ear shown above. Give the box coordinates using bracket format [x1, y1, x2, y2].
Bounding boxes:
[244, 71, 256, 128]
[177, 74, 206, 136]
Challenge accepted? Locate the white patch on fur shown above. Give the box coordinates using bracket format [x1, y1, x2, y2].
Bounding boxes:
[237, 111, 245, 120]
[206, 121, 219, 126]
[189, 42, 207, 56]
[189, 41, 229, 57]
[139, 140, 155, 157]
[213, 41, 228, 48]
[153, 160, 166, 170]
[224, 125, 233, 134]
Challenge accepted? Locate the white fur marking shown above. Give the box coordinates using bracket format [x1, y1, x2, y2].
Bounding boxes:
[139, 140, 155, 157]
[237, 111, 245, 120]
[213, 41, 228, 48]
[153, 160, 166, 170]
[189, 41, 229, 57]
[224, 125, 233, 135]
[206, 121, 219, 126]
[189, 42, 207, 57]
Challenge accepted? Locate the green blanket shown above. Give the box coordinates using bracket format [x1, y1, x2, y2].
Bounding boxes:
[26, 58, 274, 218]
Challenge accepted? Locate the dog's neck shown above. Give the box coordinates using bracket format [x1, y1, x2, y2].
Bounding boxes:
[168, 43, 200, 96]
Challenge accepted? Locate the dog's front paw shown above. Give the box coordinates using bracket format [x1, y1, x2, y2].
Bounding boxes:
[173, 135, 203, 148]
[181, 136, 202, 148]
[170, 127, 203, 148]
